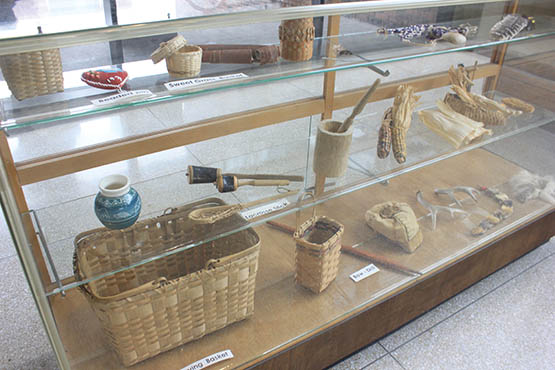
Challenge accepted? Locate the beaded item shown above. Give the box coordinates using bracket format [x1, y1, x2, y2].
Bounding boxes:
[490, 14, 535, 41]
[471, 187, 514, 236]
[81, 68, 128, 90]
[377, 23, 477, 43]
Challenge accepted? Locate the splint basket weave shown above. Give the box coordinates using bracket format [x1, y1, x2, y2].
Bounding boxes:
[293, 195, 344, 293]
[0, 48, 64, 100]
[74, 198, 260, 366]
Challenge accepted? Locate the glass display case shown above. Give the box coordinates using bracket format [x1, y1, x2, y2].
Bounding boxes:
[0, 0, 553, 369]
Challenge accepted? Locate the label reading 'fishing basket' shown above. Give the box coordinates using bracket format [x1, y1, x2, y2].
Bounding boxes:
[165, 73, 248, 91]
[240, 199, 290, 220]
[91, 89, 153, 106]
[350, 263, 380, 282]
[181, 350, 234, 370]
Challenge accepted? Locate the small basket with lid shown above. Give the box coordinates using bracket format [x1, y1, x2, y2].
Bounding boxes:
[150, 35, 202, 78]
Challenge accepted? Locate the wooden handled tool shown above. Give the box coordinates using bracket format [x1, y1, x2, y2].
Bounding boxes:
[337, 78, 381, 133]
[187, 165, 304, 184]
[189, 190, 298, 224]
[266, 220, 422, 277]
[216, 175, 290, 193]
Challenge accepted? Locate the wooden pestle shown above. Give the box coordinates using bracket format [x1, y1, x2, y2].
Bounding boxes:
[336, 78, 381, 133]
[187, 165, 304, 184]
[216, 175, 290, 193]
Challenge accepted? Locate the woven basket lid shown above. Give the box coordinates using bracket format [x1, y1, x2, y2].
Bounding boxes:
[150, 35, 187, 64]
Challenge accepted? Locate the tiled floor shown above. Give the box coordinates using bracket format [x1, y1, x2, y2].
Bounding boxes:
[329, 237, 555, 370]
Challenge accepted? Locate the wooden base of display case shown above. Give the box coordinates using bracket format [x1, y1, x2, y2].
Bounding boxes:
[49, 149, 554, 370]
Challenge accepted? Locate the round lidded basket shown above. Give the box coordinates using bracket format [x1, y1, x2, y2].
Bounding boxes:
[0, 48, 64, 101]
[150, 35, 202, 78]
[166, 45, 202, 78]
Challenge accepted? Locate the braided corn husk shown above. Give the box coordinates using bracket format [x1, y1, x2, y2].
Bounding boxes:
[377, 107, 393, 159]
[444, 93, 507, 126]
[448, 65, 473, 92]
[391, 85, 420, 164]
[502, 97, 535, 113]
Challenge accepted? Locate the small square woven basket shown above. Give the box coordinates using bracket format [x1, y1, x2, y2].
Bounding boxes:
[73, 198, 260, 366]
[294, 210, 344, 293]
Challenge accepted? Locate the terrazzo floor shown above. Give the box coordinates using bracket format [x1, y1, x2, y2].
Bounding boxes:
[1, 6, 554, 370]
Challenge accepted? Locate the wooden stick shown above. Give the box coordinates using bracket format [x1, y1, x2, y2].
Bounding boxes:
[232, 173, 303, 182]
[314, 173, 327, 197]
[337, 78, 381, 133]
[216, 175, 290, 193]
[266, 220, 422, 277]
[187, 165, 304, 184]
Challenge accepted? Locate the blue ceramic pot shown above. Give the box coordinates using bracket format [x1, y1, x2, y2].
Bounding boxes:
[94, 174, 141, 230]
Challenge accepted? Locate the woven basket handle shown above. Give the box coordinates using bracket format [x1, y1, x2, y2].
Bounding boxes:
[91, 277, 169, 301]
[295, 191, 316, 229]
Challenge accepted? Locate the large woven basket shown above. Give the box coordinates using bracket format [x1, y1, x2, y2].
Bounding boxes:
[294, 202, 344, 293]
[0, 48, 64, 100]
[74, 198, 260, 366]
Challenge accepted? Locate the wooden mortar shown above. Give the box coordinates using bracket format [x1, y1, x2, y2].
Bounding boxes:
[313, 120, 353, 179]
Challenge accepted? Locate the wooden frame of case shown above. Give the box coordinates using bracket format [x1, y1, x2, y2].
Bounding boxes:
[0, 0, 553, 368]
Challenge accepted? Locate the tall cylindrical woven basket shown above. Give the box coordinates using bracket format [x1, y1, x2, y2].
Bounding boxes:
[293, 194, 344, 293]
[279, 18, 315, 61]
[74, 198, 260, 366]
[279, 0, 315, 61]
[0, 48, 64, 101]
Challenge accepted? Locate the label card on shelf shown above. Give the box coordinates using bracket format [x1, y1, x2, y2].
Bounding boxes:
[180, 350, 234, 370]
[165, 73, 248, 91]
[350, 264, 380, 282]
[240, 199, 290, 220]
[91, 90, 153, 106]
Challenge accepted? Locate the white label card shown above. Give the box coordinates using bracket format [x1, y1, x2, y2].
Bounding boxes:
[180, 350, 234, 370]
[240, 199, 290, 220]
[350, 264, 380, 282]
[91, 89, 153, 106]
[165, 73, 248, 91]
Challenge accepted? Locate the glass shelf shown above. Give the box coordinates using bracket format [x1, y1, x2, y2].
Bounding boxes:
[2, 15, 554, 129]
[0, 0, 283, 40]
[48, 140, 554, 369]
[0, 0, 504, 46]
[28, 94, 555, 296]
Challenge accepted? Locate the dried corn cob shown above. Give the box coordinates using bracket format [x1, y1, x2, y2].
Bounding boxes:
[377, 107, 393, 159]
[391, 126, 406, 163]
[391, 85, 420, 164]
[444, 93, 507, 126]
[501, 97, 535, 113]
